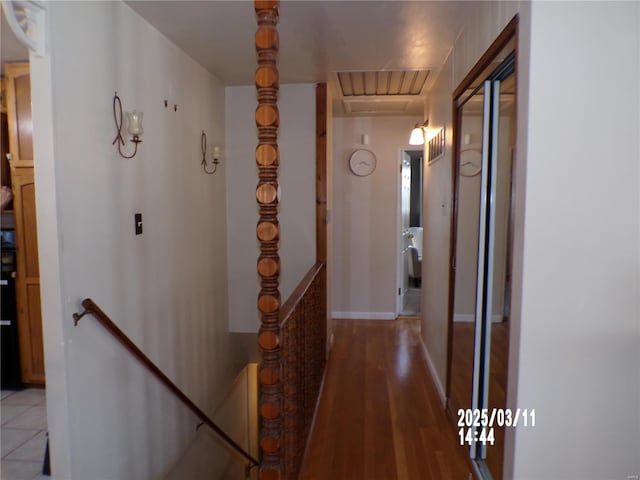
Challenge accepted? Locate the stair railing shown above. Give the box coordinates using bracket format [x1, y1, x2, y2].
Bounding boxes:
[72, 298, 259, 477]
[278, 262, 327, 478]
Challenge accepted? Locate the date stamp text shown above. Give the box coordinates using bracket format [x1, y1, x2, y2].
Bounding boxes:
[457, 408, 536, 446]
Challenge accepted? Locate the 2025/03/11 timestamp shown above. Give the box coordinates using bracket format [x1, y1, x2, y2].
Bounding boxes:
[459, 427, 495, 446]
[457, 408, 536, 446]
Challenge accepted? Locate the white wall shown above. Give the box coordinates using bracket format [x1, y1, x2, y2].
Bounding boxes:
[511, 2, 640, 477]
[332, 115, 420, 320]
[424, 0, 640, 477]
[31, 2, 242, 478]
[164, 364, 258, 480]
[452, 114, 482, 321]
[225, 84, 316, 333]
[421, 49, 454, 397]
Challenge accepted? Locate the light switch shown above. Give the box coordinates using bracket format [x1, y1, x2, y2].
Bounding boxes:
[135, 213, 143, 235]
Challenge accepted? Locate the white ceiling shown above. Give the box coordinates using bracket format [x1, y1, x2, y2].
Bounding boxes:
[2, 1, 469, 116]
[126, 0, 469, 116]
[1, 8, 29, 75]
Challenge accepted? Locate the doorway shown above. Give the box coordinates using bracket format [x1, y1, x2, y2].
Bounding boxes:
[397, 149, 423, 317]
[1, 9, 50, 477]
[1, 61, 45, 387]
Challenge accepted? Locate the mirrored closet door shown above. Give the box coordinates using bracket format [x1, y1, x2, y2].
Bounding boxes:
[447, 29, 517, 480]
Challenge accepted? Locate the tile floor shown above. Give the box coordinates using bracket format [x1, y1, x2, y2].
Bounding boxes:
[1, 388, 49, 480]
[400, 288, 422, 316]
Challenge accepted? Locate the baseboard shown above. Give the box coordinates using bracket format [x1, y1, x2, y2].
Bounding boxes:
[454, 313, 504, 323]
[418, 336, 447, 406]
[331, 311, 396, 320]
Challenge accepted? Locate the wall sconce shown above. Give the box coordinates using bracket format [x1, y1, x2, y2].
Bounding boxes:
[112, 92, 143, 158]
[201, 131, 221, 175]
[409, 120, 429, 146]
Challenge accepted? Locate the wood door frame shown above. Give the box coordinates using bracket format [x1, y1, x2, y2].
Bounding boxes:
[316, 83, 327, 264]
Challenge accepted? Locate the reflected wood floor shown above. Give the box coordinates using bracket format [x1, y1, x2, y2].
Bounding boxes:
[449, 321, 509, 479]
[299, 320, 474, 480]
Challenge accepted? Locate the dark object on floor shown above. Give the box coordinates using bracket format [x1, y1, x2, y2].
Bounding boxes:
[1, 235, 22, 390]
[407, 245, 422, 288]
[42, 434, 50, 476]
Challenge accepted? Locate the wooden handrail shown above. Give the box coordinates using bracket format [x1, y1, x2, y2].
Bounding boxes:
[72, 298, 259, 471]
[279, 262, 325, 327]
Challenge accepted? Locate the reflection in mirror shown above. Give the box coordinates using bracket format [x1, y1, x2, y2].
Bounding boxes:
[449, 84, 485, 417]
[484, 69, 516, 480]
[448, 31, 516, 480]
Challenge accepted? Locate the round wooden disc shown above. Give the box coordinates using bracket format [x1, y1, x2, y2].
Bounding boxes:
[258, 257, 279, 277]
[256, 144, 278, 166]
[256, 66, 279, 88]
[258, 294, 279, 313]
[256, 105, 278, 127]
[260, 367, 279, 385]
[259, 470, 281, 480]
[260, 402, 280, 420]
[260, 437, 280, 453]
[255, 0, 279, 11]
[257, 222, 278, 241]
[256, 184, 278, 204]
[255, 27, 279, 50]
[258, 331, 279, 350]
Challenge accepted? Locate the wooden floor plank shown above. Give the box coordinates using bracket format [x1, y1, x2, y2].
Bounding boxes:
[299, 320, 474, 480]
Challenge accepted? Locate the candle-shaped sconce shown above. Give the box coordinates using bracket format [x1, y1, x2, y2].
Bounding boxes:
[127, 110, 144, 137]
[212, 145, 221, 163]
[113, 93, 143, 159]
[201, 131, 221, 175]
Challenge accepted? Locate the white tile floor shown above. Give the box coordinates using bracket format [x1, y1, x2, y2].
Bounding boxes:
[1, 388, 49, 480]
[401, 288, 422, 316]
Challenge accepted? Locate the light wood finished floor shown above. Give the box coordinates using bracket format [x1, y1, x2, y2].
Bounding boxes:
[299, 320, 474, 480]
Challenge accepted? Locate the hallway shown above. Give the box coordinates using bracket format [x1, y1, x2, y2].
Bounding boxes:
[299, 320, 473, 480]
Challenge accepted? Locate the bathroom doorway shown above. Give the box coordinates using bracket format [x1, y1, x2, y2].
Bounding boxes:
[397, 148, 423, 317]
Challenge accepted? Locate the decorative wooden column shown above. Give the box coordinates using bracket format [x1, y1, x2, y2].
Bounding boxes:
[255, 1, 282, 479]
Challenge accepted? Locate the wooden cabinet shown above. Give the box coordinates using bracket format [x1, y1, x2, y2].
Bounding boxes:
[5, 62, 44, 385]
[11, 169, 44, 384]
[5, 63, 33, 168]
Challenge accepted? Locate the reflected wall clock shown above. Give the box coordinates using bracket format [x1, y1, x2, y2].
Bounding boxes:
[348, 149, 377, 176]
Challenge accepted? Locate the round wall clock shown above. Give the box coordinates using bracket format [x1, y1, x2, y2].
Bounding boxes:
[460, 147, 482, 177]
[349, 149, 377, 176]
